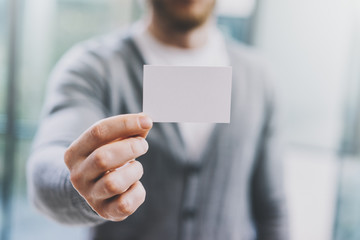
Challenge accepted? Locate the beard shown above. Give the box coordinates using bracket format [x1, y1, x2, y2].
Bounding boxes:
[150, 0, 216, 32]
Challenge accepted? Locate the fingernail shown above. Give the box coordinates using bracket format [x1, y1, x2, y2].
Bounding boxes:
[139, 116, 153, 129]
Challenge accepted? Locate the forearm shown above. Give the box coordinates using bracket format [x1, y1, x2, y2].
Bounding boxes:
[27, 144, 106, 226]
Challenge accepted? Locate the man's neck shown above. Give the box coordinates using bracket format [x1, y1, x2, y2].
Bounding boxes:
[146, 14, 212, 49]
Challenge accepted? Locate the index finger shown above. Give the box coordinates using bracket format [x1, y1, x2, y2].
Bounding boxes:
[69, 113, 152, 159]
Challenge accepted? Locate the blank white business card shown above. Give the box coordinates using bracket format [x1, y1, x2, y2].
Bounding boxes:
[143, 65, 232, 123]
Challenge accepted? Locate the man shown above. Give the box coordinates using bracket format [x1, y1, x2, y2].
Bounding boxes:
[27, 0, 288, 239]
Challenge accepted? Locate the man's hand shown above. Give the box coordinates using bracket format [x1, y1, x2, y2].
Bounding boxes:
[64, 113, 153, 221]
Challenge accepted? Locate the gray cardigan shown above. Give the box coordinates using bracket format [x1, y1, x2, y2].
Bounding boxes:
[27, 32, 288, 240]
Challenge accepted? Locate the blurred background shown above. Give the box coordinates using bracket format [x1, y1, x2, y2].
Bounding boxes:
[0, 0, 360, 239]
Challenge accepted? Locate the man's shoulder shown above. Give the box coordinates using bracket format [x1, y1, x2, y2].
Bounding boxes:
[54, 28, 138, 74]
[72, 29, 134, 57]
[226, 39, 269, 71]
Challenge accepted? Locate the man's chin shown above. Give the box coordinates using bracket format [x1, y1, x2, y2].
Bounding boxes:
[151, 0, 215, 31]
[169, 13, 209, 31]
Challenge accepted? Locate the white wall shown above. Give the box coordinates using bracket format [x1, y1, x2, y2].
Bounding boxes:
[254, 1, 357, 239]
[255, 0, 354, 149]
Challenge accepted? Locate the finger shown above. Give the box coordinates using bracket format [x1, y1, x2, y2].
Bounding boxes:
[82, 137, 148, 180]
[102, 181, 146, 221]
[91, 161, 143, 200]
[65, 113, 152, 168]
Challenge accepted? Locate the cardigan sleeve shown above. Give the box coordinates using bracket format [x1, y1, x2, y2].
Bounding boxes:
[27, 42, 110, 226]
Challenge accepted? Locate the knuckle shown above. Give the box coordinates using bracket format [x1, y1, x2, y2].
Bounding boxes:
[128, 139, 146, 157]
[117, 198, 133, 216]
[92, 150, 110, 171]
[89, 123, 108, 142]
[121, 117, 133, 131]
[128, 141, 138, 156]
[103, 177, 119, 195]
